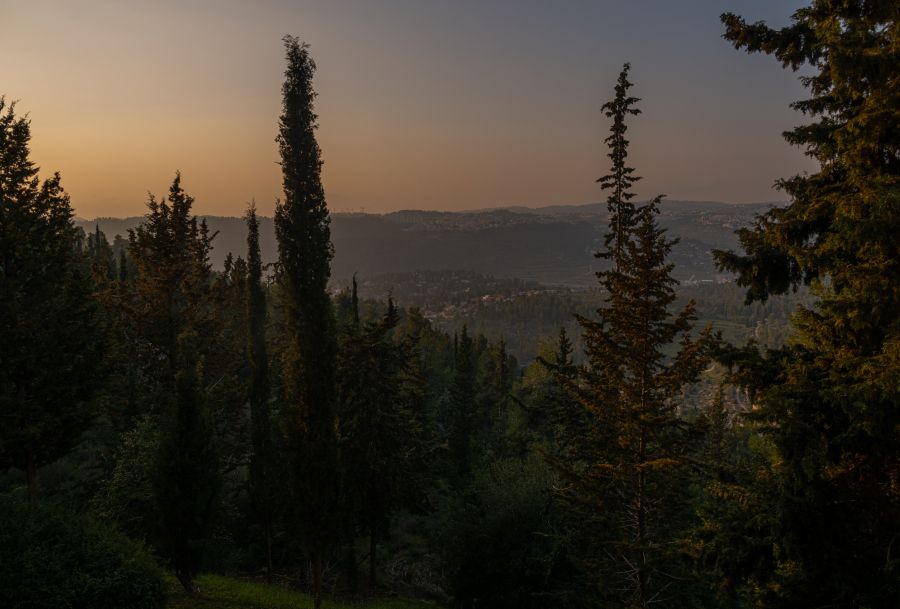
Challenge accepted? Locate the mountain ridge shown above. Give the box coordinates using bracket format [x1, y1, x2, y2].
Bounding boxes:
[76, 199, 769, 287]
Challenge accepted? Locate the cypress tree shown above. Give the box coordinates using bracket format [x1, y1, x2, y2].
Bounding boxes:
[274, 36, 339, 608]
[556, 65, 712, 608]
[245, 201, 274, 582]
[712, 4, 900, 605]
[0, 98, 101, 495]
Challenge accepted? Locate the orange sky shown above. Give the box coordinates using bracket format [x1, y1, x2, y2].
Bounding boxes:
[2, 0, 816, 218]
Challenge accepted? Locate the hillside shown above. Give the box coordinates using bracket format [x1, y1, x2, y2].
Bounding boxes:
[77, 200, 773, 287]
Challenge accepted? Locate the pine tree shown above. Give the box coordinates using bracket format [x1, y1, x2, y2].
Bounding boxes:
[555, 66, 712, 608]
[712, 4, 900, 606]
[245, 201, 274, 582]
[0, 98, 101, 495]
[274, 36, 339, 608]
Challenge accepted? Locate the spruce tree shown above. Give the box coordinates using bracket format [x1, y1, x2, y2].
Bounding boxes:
[0, 98, 101, 495]
[712, 4, 900, 605]
[274, 36, 339, 608]
[555, 65, 712, 608]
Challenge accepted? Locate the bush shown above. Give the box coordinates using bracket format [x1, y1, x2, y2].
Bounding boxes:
[0, 493, 165, 609]
[440, 455, 569, 609]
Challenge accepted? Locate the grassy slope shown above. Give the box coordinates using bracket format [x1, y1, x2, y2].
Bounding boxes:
[167, 575, 439, 609]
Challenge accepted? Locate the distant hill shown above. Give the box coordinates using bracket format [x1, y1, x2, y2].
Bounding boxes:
[77, 200, 776, 287]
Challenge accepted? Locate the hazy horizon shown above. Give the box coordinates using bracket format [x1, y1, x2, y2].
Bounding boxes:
[74, 196, 787, 222]
[4, 0, 816, 218]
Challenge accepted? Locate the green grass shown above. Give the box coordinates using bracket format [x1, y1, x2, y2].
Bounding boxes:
[166, 574, 439, 609]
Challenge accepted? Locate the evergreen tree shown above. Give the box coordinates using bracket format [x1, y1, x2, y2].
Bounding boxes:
[245, 201, 274, 582]
[274, 36, 339, 608]
[125, 172, 216, 377]
[155, 330, 219, 593]
[338, 297, 427, 588]
[121, 173, 220, 592]
[0, 98, 101, 495]
[448, 326, 478, 480]
[555, 66, 712, 608]
[712, 4, 900, 606]
[87, 224, 116, 281]
[534, 327, 580, 455]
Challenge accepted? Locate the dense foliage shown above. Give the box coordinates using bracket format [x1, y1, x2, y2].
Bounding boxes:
[274, 35, 341, 609]
[2, 3, 897, 608]
[710, 2, 900, 606]
[0, 98, 102, 495]
[0, 493, 165, 609]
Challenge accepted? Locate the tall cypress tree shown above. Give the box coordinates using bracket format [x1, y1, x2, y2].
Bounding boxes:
[0, 98, 101, 495]
[555, 65, 712, 608]
[245, 201, 274, 582]
[274, 36, 339, 609]
[712, 4, 900, 606]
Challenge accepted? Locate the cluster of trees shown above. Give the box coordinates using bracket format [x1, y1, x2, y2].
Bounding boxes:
[1, 3, 898, 608]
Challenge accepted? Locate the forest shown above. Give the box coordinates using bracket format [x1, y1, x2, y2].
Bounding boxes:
[1, 3, 898, 609]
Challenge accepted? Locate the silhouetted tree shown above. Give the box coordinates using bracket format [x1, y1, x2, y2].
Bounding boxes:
[245, 201, 274, 582]
[555, 66, 712, 608]
[711, 3, 900, 606]
[338, 298, 427, 588]
[274, 36, 339, 609]
[448, 326, 477, 481]
[155, 330, 219, 593]
[0, 98, 101, 495]
[123, 173, 220, 593]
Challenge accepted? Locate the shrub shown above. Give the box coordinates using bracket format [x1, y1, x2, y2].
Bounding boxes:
[0, 493, 165, 609]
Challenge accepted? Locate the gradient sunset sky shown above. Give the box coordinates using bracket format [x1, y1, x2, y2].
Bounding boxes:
[2, 0, 816, 218]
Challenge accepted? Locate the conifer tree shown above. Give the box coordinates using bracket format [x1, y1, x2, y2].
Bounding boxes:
[556, 66, 712, 608]
[245, 201, 274, 582]
[126, 172, 215, 375]
[448, 326, 477, 480]
[155, 329, 219, 593]
[338, 297, 427, 588]
[273, 36, 339, 608]
[535, 327, 580, 455]
[87, 224, 116, 281]
[121, 173, 220, 592]
[712, 4, 900, 605]
[0, 98, 101, 495]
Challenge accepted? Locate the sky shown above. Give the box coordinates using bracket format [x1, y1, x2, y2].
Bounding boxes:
[2, 0, 817, 218]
